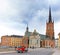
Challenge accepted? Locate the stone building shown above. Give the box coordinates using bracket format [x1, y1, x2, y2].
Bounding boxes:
[24, 25, 46, 48]
[45, 7, 55, 48]
[24, 25, 41, 48]
[29, 29, 40, 48]
[1, 35, 23, 47]
[22, 37, 29, 48]
[46, 7, 54, 40]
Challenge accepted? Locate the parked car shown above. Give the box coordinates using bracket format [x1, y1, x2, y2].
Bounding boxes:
[16, 46, 28, 53]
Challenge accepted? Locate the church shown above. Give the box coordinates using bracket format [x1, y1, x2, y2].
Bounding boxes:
[23, 7, 55, 48]
[40, 7, 55, 48]
[45, 7, 55, 48]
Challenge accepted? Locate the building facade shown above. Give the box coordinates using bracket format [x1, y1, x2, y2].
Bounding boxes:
[58, 33, 60, 48]
[46, 7, 54, 40]
[1, 35, 23, 47]
[22, 37, 29, 48]
[46, 7, 55, 48]
[55, 38, 58, 48]
[29, 29, 40, 48]
[24, 25, 41, 48]
[40, 35, 46, 48]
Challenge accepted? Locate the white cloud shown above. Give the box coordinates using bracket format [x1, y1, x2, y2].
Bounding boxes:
[37, 9, 48, 18]
[0, 0, 19, 21]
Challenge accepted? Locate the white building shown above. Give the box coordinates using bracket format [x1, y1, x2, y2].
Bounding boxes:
[55, 38, 58, 48]
[29, 30, 40, 48]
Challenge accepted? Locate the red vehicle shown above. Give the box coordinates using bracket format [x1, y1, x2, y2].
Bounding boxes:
[16, 46, 28, 53]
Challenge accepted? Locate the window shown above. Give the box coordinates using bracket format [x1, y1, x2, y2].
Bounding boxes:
[37, 40, 38, 44]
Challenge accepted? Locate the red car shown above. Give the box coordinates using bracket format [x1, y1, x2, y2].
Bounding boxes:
[16, 46, 28, 53]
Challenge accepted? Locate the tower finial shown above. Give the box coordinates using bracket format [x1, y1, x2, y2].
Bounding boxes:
[26, 24, 29, 32]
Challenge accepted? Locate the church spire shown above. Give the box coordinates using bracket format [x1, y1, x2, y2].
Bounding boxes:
[49, 6, 52, 23]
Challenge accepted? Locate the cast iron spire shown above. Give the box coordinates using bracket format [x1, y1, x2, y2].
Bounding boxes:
[49, 7, 52, 23]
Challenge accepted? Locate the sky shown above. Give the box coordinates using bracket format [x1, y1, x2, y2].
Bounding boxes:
[0, 0, 60, 41]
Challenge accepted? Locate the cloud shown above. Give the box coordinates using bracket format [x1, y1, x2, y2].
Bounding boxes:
[28, 8, 48, 34]
[52, 10, 60, 22]
[0, 0, 60, 42]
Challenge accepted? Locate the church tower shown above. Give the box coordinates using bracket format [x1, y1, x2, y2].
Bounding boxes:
[46, 7, 54, 40]
[25, 24, 29, 37]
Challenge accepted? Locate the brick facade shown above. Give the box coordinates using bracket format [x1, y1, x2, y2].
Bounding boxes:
[1, 35, 23, 47]
[46, 7, 55, 48]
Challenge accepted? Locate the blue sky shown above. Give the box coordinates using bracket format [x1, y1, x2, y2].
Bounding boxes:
[0, 0, 60, 41]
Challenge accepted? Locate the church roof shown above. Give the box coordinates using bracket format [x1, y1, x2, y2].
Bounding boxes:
[25, 31, 46, 40]
[2, 35, 23, 38]
[10, 35, 23, 38]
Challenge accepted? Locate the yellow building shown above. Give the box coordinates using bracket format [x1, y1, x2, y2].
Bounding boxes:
[1, 35, 23, 47]
[58, 33, 60, 48]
